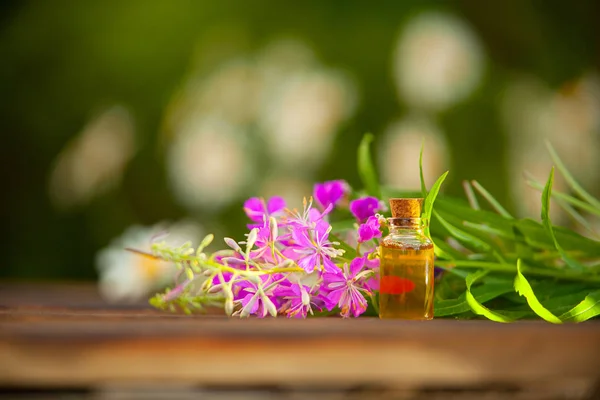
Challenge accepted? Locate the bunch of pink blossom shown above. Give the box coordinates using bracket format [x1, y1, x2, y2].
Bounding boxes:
[149, 180, 388, 318]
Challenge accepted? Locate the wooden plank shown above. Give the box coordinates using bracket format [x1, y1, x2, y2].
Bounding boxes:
[1, 284, 600, 391]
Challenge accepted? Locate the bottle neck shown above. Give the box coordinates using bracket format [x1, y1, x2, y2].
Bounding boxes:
[386, 218, 427, 235]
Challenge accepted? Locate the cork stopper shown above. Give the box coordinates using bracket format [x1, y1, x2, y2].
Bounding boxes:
[389, 198, 423, 218]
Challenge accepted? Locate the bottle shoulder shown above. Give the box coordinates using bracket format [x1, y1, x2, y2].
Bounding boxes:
[381, 233, 433, 250]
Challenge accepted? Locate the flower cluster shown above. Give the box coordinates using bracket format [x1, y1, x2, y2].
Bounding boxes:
[147, 180, 387, 318]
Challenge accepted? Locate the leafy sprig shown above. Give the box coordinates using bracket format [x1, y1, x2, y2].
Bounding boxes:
[142, 133, 600, 322]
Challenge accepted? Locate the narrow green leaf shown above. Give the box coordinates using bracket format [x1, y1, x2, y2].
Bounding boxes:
[435, 198, 515, 238]
[433, 210, 491, 253]
[435, 273, 466, 300]
[555, 197, 598, 238]
[465, 270, 514, 322]
[542, 168, 587, 271]
[434, 282, 514, 317]
[462, 221, 514, 241]
[462, 181, 480, 210]
[514, 259, 562, 323]
[515, 219, 600, 256]
[419, 140, 427, 198]
[431, 237, 466, 260]
[357, 133, 381, 198]
[526, 173, 600, 218]
[471, 180, 513, 218]
[422, 171, 449, 237]
[512, 225, 534, 261]
[547, 141, 600, 209]
[559, 290, 600, 322]
[525, 172, 597, 237]
[541, 289, 596, 312]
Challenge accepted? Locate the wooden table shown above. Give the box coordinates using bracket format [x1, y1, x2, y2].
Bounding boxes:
[1, 283, 599, 399]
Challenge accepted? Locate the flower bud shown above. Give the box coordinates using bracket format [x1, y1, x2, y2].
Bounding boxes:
[197, 234, 214, 255]
[246, 228, 258, 253]
[224, 299, 234, 316]
[185, 268, 194, 281]
[269, 217, 278, 242]
[262, 294, 278, 317]
[224, 237, 242, 253]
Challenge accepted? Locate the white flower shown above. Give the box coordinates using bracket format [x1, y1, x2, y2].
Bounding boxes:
[258, 69, 357, 170]
[49, 105, 135, 209]
[167, 116, 254, 210]
[162, 38, 358, 201]
[394, 12, 484, 111]
[96, 220, 202, 303]
[379, 115, 449, 190]
[164, 59, 262, 133]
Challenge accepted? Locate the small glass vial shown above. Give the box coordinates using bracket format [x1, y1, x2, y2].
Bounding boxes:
[379, 198, 434, 320]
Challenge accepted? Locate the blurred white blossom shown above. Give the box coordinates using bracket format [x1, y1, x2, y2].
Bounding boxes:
[167, 117, 254, 210]
[258, 69, 357, 169]
[163, 39, 358, 209]
[96, 220, 202, 303]
[394, 12, 484, 111]
[49, 106, 135, 209]
[256, 39, 316, 84]
[379, 115, 449, 190]
[165, 59, 262, 134]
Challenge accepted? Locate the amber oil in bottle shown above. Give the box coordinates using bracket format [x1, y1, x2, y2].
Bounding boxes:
[379, 198, 434, 320]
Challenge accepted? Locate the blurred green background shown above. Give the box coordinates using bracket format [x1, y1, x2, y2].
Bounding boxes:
[2, 0, 599, 285]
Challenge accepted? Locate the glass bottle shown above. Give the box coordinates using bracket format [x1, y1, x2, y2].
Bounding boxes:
[379, 198, 434, 320]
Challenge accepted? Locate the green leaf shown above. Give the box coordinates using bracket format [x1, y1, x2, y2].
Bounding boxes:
[465, 270, 514, 322]
[555, 198, 598, 238]
[525, 172, 598, 237]
[526, 173, 600, 218]
[559, 290, 600, 322]
[514, 259, 562, 323]
[431, 237, 466, 260]
[435, 198, 516, 239]
[433, 210, 492, 253]
[471, 180, 513, 218]
[542, 168, 587, 271]
[435, 273, 466, 300]
[330, 233, 357, 260]
[419, 141, 427, 198]
[513, 225, 535, 261]
[422, 171, 449, 237]
[330, 219, 357, 234]
[547, 141, 600, 209]
[434, 281, 514, 317]
[357, 133, 381, 198]
[515, 219, 600, 256]
[541, 289, 596, 314]
[462, 180, 480, 210]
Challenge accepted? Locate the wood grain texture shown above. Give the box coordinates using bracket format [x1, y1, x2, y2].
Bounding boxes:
[1, 283, 600, 391]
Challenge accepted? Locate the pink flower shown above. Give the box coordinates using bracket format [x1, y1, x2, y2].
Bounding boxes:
[363, 253, 380, 292]
[275, 282, 325, 318]
[349, 196, 383, 222]
[322, 257, 372, 318]
[233, 275, 280, 318]
[247, 218, 282, 263]
[313, 180, 350, 209]
[290, 220, 343, 274]
[357, 215, 382, 243]
[244, 197, 286, 226]
[285, 197, 331, 230]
